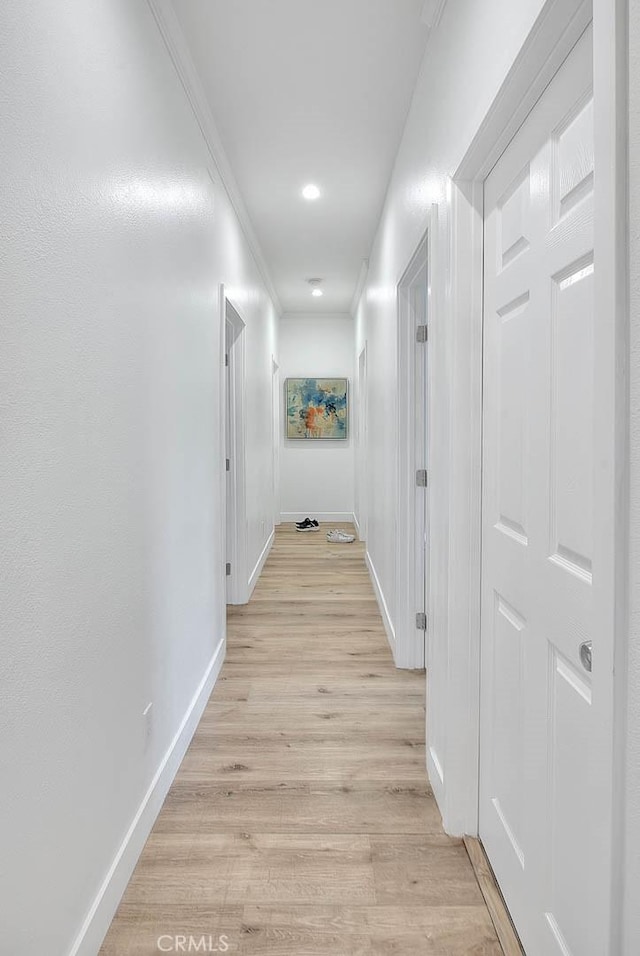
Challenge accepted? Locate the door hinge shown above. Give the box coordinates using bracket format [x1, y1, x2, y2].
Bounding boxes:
[225, 353, 229, 367]
[416, 325, 428, 343]
[416, 612, 427, 631]
[416, 469, 428, 487]
[226, 562, 231, 576]
[226, 458, 230, 472]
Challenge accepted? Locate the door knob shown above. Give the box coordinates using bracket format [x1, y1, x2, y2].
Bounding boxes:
[579, 641, 592, 673]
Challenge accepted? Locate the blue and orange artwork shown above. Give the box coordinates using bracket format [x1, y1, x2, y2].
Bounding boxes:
[286, 378, 348, 440]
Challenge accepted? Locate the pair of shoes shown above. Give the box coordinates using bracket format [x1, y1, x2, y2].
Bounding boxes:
[296, 518, 319, 532]
[326, 529, 355, 543]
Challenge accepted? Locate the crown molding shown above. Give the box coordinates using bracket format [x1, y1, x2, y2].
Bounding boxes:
[357, 1, 446, 304]
[350, 258, 370, 317]
[421, 0, 448, 30]
[146, 0, 283, 316]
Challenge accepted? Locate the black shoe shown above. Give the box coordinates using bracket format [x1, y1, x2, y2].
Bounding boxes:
[296, 518, 319, 532]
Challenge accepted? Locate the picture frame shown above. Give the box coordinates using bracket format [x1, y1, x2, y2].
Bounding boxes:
[285, 377, 349, 440]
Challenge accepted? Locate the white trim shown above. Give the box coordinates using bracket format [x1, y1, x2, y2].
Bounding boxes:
[455, 0, 592, 181]
[350, 259, 370, 318]
[280, 512, 356, 524]
[442, 178, 484, 836]
[438, 0, 597, 842]
[146, 0, 282, 316]
[421, 0, 448, 30]
[428, 744, 444, 784]
[592, 0, 628, 952]
[271, 357, 281, 528]
[248, 529, 274, 599]
[352, 511, 361, 539]
[623, 2, 639, 948]
[365, 549, 396, 656]
[396, 220, 434, 670]
[355, 344, 368, 543]
[224, 293, 249, 606]
[218, 283, 228, 613]
[69, 639, 226, 956]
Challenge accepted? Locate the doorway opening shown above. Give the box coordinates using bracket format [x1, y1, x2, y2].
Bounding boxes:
[271, 356, 280, 528]
[396, 230, 431, 670]
[356, 344, 368, 542]
[224, 296, 248, 606]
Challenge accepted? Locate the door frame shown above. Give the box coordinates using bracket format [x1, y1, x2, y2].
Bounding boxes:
[271, 356, 281, 528]
[221, 287, 249, 606]
[356, 344, 368, 543]
[396, 225, 435, 670]
[441, 1, 627, 952]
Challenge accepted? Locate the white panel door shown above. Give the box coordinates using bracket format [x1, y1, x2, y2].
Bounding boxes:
[480, 25, 606, 956]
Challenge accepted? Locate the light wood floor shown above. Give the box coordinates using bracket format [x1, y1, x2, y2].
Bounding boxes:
[101, 524, 503, 955]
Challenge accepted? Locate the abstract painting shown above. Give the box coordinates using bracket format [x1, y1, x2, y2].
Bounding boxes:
[286, 378, 348, 440]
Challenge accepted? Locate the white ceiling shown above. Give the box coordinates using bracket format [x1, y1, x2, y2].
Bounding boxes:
[171, 0, 430, 313]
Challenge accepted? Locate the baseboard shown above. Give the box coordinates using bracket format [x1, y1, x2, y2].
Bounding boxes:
[427, 743, 446, 817]
[463, 837, 525, 956]
[280, 512, 355, 524]
[248, 528, 274, 599]
[365, 550, 396, 656]
[69, 638, 226, 956]
[353, 512, 367, 543]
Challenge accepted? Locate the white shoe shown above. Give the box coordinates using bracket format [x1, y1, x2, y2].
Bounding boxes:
[326, 529, 355, 543]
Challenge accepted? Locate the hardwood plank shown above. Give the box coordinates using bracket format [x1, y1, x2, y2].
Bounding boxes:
[99, 905, 242, 956]
[160, 780, 445, 835]
[198, 699, 425, 737]
[101, 525, 504, 955]
[370, 834, 483, 906]
[220, 669, 424, 697]
[178, 737, 426, 782]
[124, 833, 376, 906]
[239, 905, 503, 955]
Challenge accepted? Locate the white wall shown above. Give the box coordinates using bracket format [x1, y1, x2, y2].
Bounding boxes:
[279, 314, 354, 521]
[354, 0, 547, 816]
[0, 1, 277, 953]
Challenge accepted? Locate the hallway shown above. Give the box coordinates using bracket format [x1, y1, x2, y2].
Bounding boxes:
[100, 525, 500, 954]
[3, 2, 636, 952]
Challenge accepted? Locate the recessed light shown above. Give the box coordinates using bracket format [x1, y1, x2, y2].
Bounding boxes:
[302, 183, 321, 200]
[312, 288, 323, 297]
